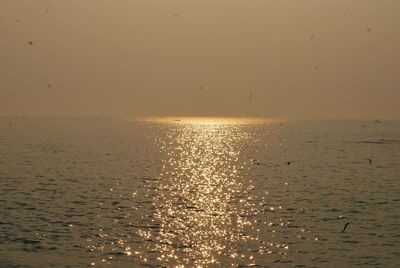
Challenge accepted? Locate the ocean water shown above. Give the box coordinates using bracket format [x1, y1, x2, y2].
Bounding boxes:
[0, 117, 399, 267]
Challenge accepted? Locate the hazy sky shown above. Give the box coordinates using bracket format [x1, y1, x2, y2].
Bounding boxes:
[1, 0, 399, 119]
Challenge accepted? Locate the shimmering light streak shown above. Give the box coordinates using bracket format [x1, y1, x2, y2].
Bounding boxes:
[132, 118, 276, 267]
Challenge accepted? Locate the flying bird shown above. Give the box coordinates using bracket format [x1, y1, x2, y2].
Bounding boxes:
[342, 222, 350, 232]
[368, 159, 372, 165]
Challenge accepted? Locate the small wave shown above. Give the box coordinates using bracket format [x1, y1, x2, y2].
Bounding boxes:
[356, 139, 400, 145]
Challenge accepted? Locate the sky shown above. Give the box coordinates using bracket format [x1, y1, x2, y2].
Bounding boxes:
[0, 0, 399, 120]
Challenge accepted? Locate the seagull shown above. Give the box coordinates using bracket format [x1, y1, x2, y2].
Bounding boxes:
[368, 159, 372, 165]
[342, 222, 350, 232]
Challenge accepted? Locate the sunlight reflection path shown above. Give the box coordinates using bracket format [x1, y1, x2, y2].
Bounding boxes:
[137, 121, 261, 267]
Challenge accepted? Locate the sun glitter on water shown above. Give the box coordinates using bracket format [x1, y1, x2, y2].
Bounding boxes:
[129, 116, 275, 267]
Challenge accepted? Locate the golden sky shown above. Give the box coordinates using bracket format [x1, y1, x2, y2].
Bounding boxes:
[1, 0, 399, 119]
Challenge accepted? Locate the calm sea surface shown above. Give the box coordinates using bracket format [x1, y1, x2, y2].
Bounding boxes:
[0, 118, 399, 267]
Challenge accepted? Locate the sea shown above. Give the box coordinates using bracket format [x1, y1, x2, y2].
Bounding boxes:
[0, 117, 399, 267]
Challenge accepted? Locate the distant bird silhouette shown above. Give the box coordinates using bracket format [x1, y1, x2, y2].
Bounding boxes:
[28, 41, 33, 46]
[368, 159, 372, 165]
[287, 161, 291, 165]
[342, 222, 350, 232]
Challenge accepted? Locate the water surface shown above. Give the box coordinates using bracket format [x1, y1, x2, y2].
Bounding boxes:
[0, 118, 399, 267]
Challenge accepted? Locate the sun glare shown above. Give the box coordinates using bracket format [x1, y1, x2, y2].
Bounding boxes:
[133, 115, 265, 266]
[135, 116, 277, 125]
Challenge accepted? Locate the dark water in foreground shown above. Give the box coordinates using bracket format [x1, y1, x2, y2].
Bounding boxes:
[0, 118, 399, 267]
